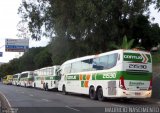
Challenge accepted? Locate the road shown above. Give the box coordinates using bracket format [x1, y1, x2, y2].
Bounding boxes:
[0, 83, 159, 113]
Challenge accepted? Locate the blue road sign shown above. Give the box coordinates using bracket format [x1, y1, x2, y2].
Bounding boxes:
[5, 45, 29, 52]
[5, 45, 29, 49]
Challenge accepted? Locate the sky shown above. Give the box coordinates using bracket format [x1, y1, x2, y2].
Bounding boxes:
[0, 0, 160, 63]
[0, 0, 50, 63]
[149, 5, 160, 24]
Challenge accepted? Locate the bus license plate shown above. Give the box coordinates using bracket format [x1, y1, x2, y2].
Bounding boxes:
[135, 92, 141, 95]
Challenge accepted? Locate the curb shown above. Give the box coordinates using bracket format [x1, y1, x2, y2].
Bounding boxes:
[151, 98, 160, 105]
[0, 91, 11, 108]
[144, 98, 160, 105]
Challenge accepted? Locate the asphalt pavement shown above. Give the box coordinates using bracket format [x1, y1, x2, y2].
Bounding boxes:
[0, 82, 159, 113]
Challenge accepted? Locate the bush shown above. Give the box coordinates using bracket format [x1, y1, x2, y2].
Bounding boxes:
[152, 53, 160, 64]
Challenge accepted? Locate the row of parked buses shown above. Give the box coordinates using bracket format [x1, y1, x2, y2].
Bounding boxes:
[3, 49, 153, 101]
[11, 66, 60, 91]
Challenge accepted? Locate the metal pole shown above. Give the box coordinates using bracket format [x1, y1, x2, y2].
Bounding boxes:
[0, 45, 5, 50]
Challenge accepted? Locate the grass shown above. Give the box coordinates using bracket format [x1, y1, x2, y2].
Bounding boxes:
[152, 52, 160, 65]
[152, 52, 160, 76]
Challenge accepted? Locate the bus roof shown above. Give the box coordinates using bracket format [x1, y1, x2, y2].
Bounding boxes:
[21, 71, 34, 74]
[13, 73, 20, 76]
[123, 49, 150, 54]
[34, 65, 60, 71]
[61, 49, 151, 66]
[62, 50, 122, 65]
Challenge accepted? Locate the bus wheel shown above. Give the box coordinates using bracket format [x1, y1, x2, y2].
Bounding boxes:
[43, 83, 46, 90]
[45, 83, 48, 91]
[97, 87, 105, 101]
[34, 83, 36, 88]
[62, 85, 68, 95]
[89, 86, 97, 100]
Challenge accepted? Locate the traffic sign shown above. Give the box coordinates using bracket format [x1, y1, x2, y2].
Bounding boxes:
[5, 48, 28, 52]
[5, 38, 29, 46]
[5, 45, 29, 49]
[5, 38, 29, 52]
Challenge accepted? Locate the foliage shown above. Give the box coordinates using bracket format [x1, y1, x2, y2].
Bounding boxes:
[18, 0, 160, 50]
[33, 47, 52, 68]
[111, 35, 135, 49]
[1, 0, 160, 77]
[152, 53, 160, 64]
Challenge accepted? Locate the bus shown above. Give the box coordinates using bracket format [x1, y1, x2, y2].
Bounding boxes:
[19, 71, 34, 87]
[2, 75, 13, 85]
[12, 73, 21, 86]
[33, 66, 60, 90]
[58, 49, 152, 101]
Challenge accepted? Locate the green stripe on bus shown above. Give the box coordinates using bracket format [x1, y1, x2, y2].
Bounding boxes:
[95, 71, 151, 80]
[83, 75, 86, 80]
[45, 76, 60, 80]
[117, 71, 152, 80]
[95, 72, 117, 80]
[81, 81, 84, 87]
[146, 54, 151, 62]
[66, 71, 152, 81]
[67, 75, 79, 80]
[123, 53, 151, 63]
[92, 74, 96, 80]
[35, 76, 60, 80]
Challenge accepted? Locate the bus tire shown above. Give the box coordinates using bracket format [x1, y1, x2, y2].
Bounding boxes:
[97, 87, 105, 101]
[45, 83, 48, 91]
[62, 85, 68, 95]
[34, 83, 36, 88]
[43, 83, 46, 90]
[89, 86, 97, 100]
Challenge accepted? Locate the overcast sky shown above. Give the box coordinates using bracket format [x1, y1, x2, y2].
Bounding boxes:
[0, 0, 159, 63]
[0, 0, 50, 63]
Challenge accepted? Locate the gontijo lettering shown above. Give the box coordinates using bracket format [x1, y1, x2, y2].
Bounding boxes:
[124, 55, 142, 60]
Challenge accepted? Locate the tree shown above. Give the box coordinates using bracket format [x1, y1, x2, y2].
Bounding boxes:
[34, 47, 52, 68]
[1, 0, 160, 76]
[16, 0, 160, 65]
[111, 35, 134, 49]
[18, 0, 160, 47]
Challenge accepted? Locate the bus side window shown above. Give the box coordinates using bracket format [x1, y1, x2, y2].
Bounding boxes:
[99, 55, 108, 69]
[81, 59, 92, 72]
[92, 55, 109, 70]
[107, 53, 118, 69]
[92, 58, 103, 70]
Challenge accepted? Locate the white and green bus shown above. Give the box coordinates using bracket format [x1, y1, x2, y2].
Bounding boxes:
[19, 71, 34, 87]
[12, 73, 21, 86]
[58, 49, 152, 101]
[33, 66, 60, 90]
